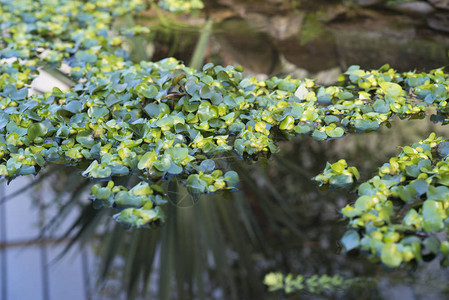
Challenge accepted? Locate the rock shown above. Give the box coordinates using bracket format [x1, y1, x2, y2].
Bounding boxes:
[314, 67, 342, 85]
[389, 1, 436, 15]
[429, 0, 449, 11]
[243, 13, 303, 40]
[358, 0, 383, 6]
[278, 55, 309, 79]
[269, 14, 303, 40]
[277, 31, 339, 73]
[332, 24, 449, 71]
[215, 18, 280, 75]
[427, 12, 449, 32]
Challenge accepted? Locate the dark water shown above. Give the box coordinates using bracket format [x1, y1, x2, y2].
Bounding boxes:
[144, 1, 449, 80]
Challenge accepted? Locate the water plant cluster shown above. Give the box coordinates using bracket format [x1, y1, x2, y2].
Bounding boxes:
[263, 272, 367, 294]
[318, 133, 449, 268]
[1, 0, 449, 275]
[313, 159, 360, 189]
[158, 0, 204, 13]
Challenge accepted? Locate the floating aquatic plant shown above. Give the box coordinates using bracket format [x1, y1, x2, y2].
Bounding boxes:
[264, 272, 369, 294]
[1, 0, 449, 273]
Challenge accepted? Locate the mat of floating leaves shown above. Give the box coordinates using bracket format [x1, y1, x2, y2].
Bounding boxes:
[1, 0, 449, 270]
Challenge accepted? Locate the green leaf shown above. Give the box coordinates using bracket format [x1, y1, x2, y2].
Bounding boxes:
[341, 230, 360, 251]
[199, 159, 215, 172]
[138, 151, 158, 170]
[76, 131, 95, 148]
[279, 116, 295, 131]
[411, 179, 429, 196]
[56, 126, 70, 138]
[289, 106, 304, 119]
[423, 236, 441, 254]
[27, 123, 48, 140]
[167, 162, 183, 175]
[10, 87, 28, 100]
[311, 130, 327, 140]
[197, 102, 214, 122]
[142, 85, 159, 99]
[105, 95, 121, 107]
[130, 182, 152, 196]
[200, 85, 213, 98]
[6, 132, 19, 146]
[294, 125, 311, 134]
[210, 93, 223, 105]
[75, 51, 97, 63]
[185, 79, 201, 95]
[63, 100, 83, 113]
[0, 112, 9, 129]
[88, 106, 109, 119]
[381, 243, 402, 267]
[354, 195, 375, 211]
[437, 141, 449, 158]
[224, 171, 239, 188]
[278, 80, 295, 92]
[7, 121, 27, 137]
[422, 200, 445, 232]
[115, 192, 141, 207]
[92, 184, 112, 200]
[345, 65, 364, 82]
[331, 160, 346, 173]
[153, 156, 171, 172]
[380, 82, 403, 97]
[144, 103, 160, 118]
[354, 119, 380, 131]
[254, 121, 266, 133]
[336, 91, 353, 100]
[397, 185, 417, 202]
[325, 127, 344, 138]
[186, 174, 207, 194]
[373, 99, 389, 114]
[16, 164, 34, 175]
[165, 147, 188, 161]
[91, 166, 112, 178]
[324, 115, 339, 124]
[110, 165, 130, 176]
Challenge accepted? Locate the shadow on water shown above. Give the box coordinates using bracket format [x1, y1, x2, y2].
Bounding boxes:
[6, 0, 449, 299]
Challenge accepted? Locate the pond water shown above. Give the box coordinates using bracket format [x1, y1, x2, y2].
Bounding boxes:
[2, 1, 449, 299]
[143, 0, 449, 79]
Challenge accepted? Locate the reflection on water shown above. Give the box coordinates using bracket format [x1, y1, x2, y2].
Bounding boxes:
[3, 1, 449, 299]
[0, 176, 96, 300]
[142, 0, 449, 81]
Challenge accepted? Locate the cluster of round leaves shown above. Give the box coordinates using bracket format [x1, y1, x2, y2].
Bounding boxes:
[313, 159, 360, 189]
[91, 181, 167, 227]
[263, 272, 364, 294]
[0, 0, 225, 228]
[0, 0, 199, 75]
[336, 133, 449, 268]
[1, 0, 449, 233]
[157, 0, 204, 13]
[0, 0, 147, 64]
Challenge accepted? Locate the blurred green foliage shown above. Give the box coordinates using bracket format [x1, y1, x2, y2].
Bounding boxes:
[264, 272, 368, 294]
